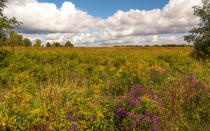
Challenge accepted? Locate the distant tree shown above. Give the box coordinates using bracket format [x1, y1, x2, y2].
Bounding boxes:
[153, 44, 160, 47]
[46, 42, 51, 47]
[34, 39, 41, 47]
[184, 0, 210, 60]
[23, 38, 32, 47]
[52, 41, 61, 47]
[65, 41, 73, 47]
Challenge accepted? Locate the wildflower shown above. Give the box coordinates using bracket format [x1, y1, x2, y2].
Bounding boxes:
[103, 73, 108, 77]
[114, 84, 162, 129]
[153, 115, 159, 122]
[162, 71, 167, 75]
[115, 108, 127, 117]
[184, 75, 195, 80]
[192, 81, 208, 91]
[102, 73, 108, 79]
[72, 123, 77, 131]
[132, 122, 137, 128]
[73, 123, 77, 127]
[200, 96, 203, 99]
[69, 115, 75, 121]
[192, 88, 196, 91]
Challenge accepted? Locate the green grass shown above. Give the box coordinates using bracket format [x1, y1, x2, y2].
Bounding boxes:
[0, 47, 209, 130]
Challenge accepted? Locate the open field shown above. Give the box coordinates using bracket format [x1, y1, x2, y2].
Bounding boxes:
[0, 47, 209, 130]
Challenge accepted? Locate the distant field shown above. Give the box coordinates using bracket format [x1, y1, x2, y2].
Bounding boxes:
[14, 46, 194, 50]
[0, 47, 209, 130]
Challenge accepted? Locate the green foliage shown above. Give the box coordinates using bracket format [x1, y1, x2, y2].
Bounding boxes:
[0, 0, 21, 46]
[23, 38, 32, 47]
[52, 41, 61, 47]
[46, 42, 51, 47]
[184, 0, 210, 60]
[0, 47, 209, 130]
[65, 41, 73, 47]
[6, 30, 23, 46]
[34, 39, 41, 47]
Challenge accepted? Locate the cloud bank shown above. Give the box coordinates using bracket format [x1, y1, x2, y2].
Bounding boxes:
[4, 0, 201, 46]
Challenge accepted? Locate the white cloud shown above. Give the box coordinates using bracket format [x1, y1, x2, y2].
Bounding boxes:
[4, 0, 201, 46]
[5, 0, 102, 33]
[105, 0, 201, 36]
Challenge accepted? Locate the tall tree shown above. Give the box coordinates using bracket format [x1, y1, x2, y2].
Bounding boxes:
[184, 0, 210, 60]
[6, 30, 23, 46]
[23, 38, 32, 47]
[34, 39, 41, 47]
[52, 41, 61, 47]
[46, 42, 51, 47]
[65, 41, 74, 47]
[0, 0, 21, 47]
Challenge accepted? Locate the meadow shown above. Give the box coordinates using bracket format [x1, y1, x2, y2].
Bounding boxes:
[0, 47, 209, 130]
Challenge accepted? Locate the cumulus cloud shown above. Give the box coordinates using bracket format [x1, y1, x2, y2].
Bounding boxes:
[105, 0, 201, 36]
[5, 0, 103, 33]
[4, 0, 201, 46]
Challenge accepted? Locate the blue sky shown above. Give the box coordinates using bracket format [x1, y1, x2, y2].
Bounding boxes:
[5, 0, 200, 46]
[38, 0, 169, 18]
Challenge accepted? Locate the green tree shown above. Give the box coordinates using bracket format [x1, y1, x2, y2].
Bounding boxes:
[65, 41, 73, 47]
[0, 0, 21, 47]
[4, 30, 23, 54]
[7, 30, 23, 46]
[34, 39, 41, 47]
[184, 0, 210, 60]
[46, 42, 51, 47]
[23, 38, 32, 47]
[52, 41, 61, 47]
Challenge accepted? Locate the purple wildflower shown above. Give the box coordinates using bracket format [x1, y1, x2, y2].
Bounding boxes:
[153, 115, 159, 121]
[73, 123, 77, 127]
[200, 96, 203, 99]
[71, 123, 77, 131]
[114, 84, 162, 129]
[132, 122, 137, 128]
[198, 81, 207, 89]
[162, 71, 167, 75]
[192, 81, 208, 91]
[184, 75, 195, 80]
[115, 108, 127, 117]
[69, 115, 75, 121]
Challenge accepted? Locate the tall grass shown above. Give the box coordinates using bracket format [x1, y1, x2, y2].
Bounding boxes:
[0, 47, 209, 130]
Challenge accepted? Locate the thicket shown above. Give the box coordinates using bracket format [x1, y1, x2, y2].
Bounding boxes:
[184, 0, 210, 60]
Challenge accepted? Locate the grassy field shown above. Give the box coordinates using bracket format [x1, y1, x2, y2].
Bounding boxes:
[0, 47, 209, 130]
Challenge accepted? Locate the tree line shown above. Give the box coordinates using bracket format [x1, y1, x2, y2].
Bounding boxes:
[0, 0, 209, 59]
[1, 30, 74, 47]
[113, 44, 193, 47]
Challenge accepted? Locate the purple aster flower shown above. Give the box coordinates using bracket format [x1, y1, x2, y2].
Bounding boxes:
[115, 108, 127, 117]
[200, 96, 203, 99]
[198, 81, 207, 89]
[162, 71, 167, 75]
[72, 123, 77, 131]
[69, 115, 75, 121]
[73, 123, 77, 127]
[184, 75, 195, 80]
[192, 88, 196, 91]
[153, 115, 159, 121]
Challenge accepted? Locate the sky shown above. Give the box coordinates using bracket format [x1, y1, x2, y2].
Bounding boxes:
[4, 0, 201, 46]
[38, 0, 169, 18]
